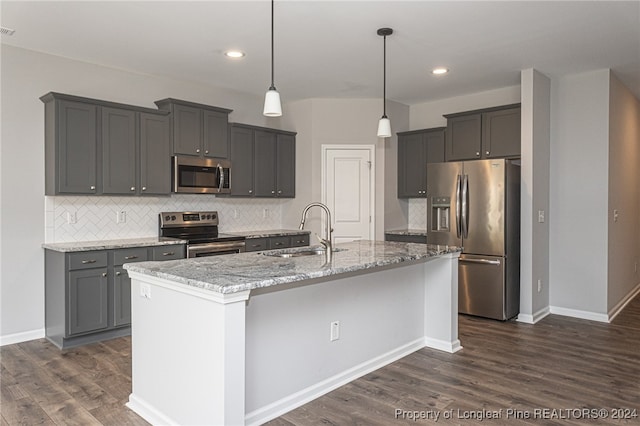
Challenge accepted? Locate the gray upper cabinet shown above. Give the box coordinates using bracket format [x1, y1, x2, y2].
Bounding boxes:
[155, 98, 232, 158]
[444, 104, 520, 161]
[140, 112, 171, 194]
[229, 125, 255, 196]
[41, 92, 171, 196]
[229, 123, 296, 198]
[43, 97, 98, 194]
[102, 107, 137, 194]
[397, 128, 445, 198]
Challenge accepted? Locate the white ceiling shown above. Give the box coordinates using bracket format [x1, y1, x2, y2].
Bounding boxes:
[2, 1, 640, 105]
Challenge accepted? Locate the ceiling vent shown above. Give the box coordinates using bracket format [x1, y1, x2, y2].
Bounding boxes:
[1, 27, 15, 36]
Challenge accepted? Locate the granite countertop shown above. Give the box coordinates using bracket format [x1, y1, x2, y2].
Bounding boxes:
[42, 237, 187, 253]
[385, 229, 428, 236]
[124, 240, 461, 295]
[227, 229, 311, 239]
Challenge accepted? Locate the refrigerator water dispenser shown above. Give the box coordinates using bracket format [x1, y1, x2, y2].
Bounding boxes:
[430, 196, 450, 231]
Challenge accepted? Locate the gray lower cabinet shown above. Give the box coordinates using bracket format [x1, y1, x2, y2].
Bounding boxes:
[384, 233, 427, 244]
[244, 234, 310, 252]
[229, 123, 296, 198]
[45, 244, 185, 349]
[154, 98, 232, 159]
[397, 128, 445, 198]
[41, 92, 171, 196]
[444, 104, 521, 161]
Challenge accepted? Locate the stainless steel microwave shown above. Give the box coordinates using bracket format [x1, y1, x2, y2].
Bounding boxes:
[172, 156, 231, 194]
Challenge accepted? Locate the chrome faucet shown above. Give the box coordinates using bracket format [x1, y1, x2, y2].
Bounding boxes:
[299, 202, 333, 262]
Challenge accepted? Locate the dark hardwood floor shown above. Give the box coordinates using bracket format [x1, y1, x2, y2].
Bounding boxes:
[2, 295, 639, 425]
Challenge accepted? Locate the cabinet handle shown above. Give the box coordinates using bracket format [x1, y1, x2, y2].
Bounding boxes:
[142, 187, 147, 191]
[274, 242, 284, 246]
[278, 190, 282, 194]
[90, 185, 96, 190]
[205, 150, 209, 154]
[124, 255, 138, 260]
[249, 190, 253, 194]
[102, 272, 107, 277]
[196, 149, 201, 153]
[81, 259, 97, 264]
[486, 151, 490, 155]
[130, 186, 135, 191]
[162, 252, 175, 256]
[271, 190, 275, 194]
[476, 151, 480, 156]
[116, 271, 121, 276]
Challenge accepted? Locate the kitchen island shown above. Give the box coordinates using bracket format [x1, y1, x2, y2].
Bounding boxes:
[124, 240, 461, 426]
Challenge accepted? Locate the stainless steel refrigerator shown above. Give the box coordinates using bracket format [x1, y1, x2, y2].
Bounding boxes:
[426, 159, 520, 320]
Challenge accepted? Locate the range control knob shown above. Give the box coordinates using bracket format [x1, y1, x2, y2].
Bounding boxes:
[171, 215, 177, 221]
[165, 215, 171, 221]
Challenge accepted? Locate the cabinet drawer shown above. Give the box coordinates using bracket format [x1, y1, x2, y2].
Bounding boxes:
[269, 236, 290, 250]
[245, 238, 268, 252]
[113, 247, 149, 266]
[151, 245, 185, 261]
[68, 251, 108, 270]
[290, 234, 310, 247]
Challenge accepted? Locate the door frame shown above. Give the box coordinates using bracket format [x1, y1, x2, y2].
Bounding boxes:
[321, 144, 376, 241]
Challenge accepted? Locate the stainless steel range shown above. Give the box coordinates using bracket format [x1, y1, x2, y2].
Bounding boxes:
[159, 211, 245, 258]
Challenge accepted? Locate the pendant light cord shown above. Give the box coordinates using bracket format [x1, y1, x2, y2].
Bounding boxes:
[270, 0, 275, 90]
[382, 33, 387, 117]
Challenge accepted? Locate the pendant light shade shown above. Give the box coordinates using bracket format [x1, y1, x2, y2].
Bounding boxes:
[376, 27, 393, 138]
[263, 0, 282, 117]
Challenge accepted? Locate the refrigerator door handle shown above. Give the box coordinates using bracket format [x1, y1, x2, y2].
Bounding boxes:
[455, 174, 462, 238]
[461, 174, 469, 238]
[459, 258, 501, 266]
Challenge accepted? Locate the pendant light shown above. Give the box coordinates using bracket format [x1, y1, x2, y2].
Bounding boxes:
[376, 28, 393, 138]
[263, 0, 282, 117]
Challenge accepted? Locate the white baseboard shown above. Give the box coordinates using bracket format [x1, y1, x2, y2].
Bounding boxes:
[127, 394, 179, 426]
[245, 338, 425, 426]
[424, 337, 463, 353]
[517, 306, 550, 324]
[0, 328, 45, 346]
[549, 306, 609, 323]
[608, 283, 640, 322]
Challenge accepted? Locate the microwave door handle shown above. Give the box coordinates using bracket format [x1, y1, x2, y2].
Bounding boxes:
[217, 164, 224, 193]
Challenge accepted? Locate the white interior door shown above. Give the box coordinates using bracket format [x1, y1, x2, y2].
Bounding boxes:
[322, 146, 374, 243]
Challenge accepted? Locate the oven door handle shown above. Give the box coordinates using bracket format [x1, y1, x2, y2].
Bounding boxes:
[187, 241, 246, 257]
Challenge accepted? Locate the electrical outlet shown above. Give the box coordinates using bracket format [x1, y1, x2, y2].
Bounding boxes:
[330, 321, 340, 341]
[537, 279, 542, 293]
[66, 211, 77, 224]
[263, 208, 269, 219]
[117, 210, 127, 224]
[233, 209, 239, 219]
[613, 209, 619, 222]
[140, 284, 152, 299]
[538, 210, 545, 223]
[635, 262, 638, 274]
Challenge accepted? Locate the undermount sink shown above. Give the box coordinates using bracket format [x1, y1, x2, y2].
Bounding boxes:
[262, 247, 346, 258]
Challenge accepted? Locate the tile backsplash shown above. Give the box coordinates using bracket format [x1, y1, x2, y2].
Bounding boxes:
[45, 195, 283, 243]
[407, 198, 427, 230]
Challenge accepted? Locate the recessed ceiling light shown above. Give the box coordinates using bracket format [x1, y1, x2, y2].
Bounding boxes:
[432, 67, 449, 75]
[224, 50, 245, 59]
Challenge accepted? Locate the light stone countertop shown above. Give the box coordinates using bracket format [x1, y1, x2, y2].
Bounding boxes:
[384, 229, 428, 237]
[42, 237, 187, 253]
[124, 239, 461, 295]
[227, 229, 311, 239]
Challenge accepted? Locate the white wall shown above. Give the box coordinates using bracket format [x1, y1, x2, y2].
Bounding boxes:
[519, 69, 551, 322]
[549, 69, 610, 318]
[607, 72, 640, 313]
[0, 45, 284, 342]
[281, 98, 410, 240]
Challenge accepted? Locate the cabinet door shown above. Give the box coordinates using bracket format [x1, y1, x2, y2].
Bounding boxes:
[140, 113, 171, 195]
[254, 130, 277, 197]
[102, 107, 137, 194]
[425, 129, 445, 163]
[203, 109, 229, 158]
[68, 268, 108, 336]
[113, 267, 131, 327]
[57, 100, 98, 194]
[397, 133, 426, 198]
[446, 114, 482, 161]
[173, 104, 202, 156]
[229, 126, 255, 196]
[276, 133, 295, 197]
[483, 107, 521, 158]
